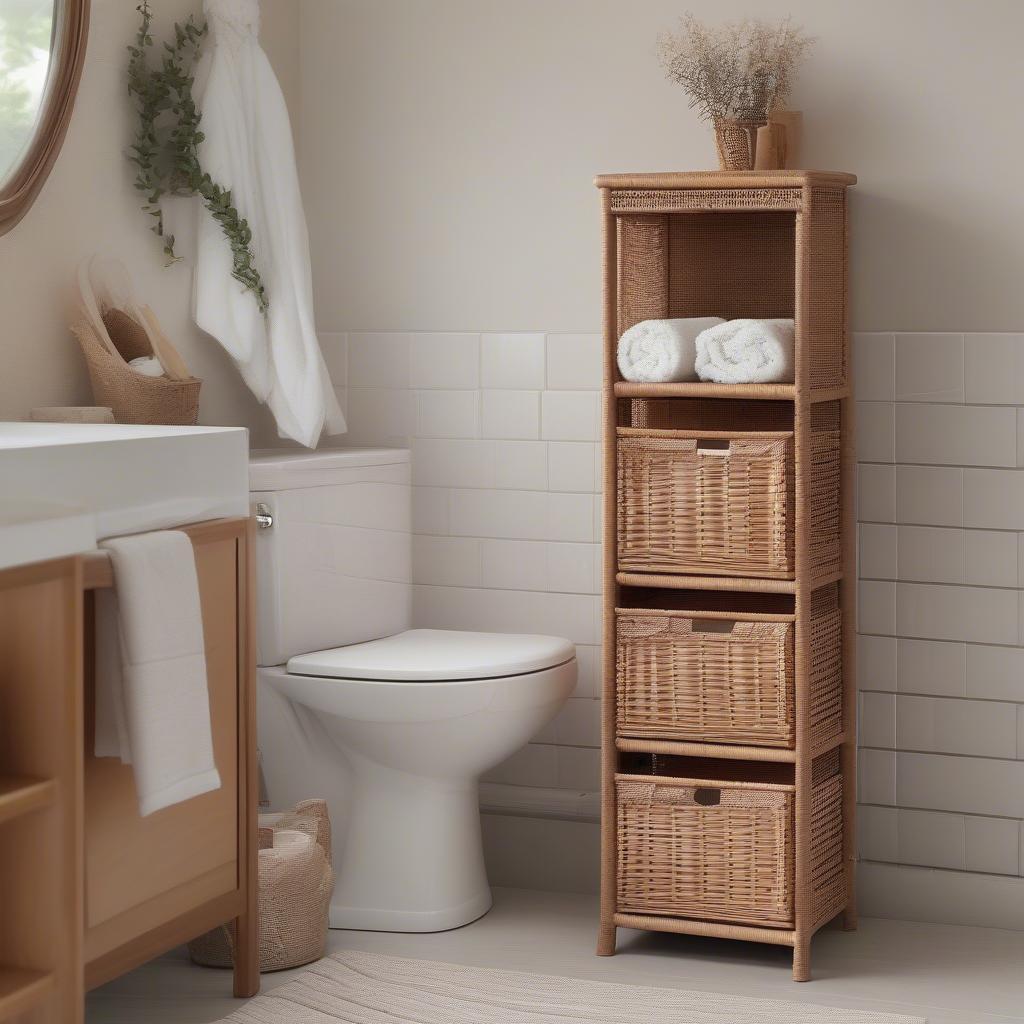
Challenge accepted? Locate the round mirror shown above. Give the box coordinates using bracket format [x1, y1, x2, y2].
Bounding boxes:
[0, 0, 88, 235]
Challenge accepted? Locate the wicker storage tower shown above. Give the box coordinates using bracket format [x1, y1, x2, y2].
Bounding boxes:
[595, 171, 856, 982]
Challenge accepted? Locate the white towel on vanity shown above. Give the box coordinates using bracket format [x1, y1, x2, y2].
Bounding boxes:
[695, 318, 796, 384]
[617, 318, 724, 383]
[93, 531, 221, 817]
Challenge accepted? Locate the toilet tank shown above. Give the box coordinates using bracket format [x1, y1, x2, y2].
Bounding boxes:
[249, 448, 412, 666]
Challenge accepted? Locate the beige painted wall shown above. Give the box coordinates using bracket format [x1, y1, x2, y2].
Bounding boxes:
[0, 0, 301, 442]
[299, 0, 1024, 334]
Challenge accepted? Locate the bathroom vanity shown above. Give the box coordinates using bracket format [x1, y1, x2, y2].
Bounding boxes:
[0, 424, 257, 1023]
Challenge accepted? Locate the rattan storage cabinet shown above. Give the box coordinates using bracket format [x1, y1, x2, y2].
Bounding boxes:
[596, 171, 857, 982]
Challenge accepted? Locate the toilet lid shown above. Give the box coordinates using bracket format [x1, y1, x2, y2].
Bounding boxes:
[286, 629, 576, 682]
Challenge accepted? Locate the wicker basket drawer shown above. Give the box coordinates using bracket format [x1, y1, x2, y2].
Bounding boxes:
[616, 428, 795, 578]
[616, 771, 794, 927]
[616, 610, 794, 747]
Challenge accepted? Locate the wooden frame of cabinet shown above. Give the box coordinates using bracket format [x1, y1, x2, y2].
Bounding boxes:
[0, 517, 257, 1023]
[594, 171, 857, 981]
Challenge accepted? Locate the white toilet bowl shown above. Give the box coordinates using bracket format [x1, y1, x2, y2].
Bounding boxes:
[249, 448, 576, 933]
[267, 629, 576, 931]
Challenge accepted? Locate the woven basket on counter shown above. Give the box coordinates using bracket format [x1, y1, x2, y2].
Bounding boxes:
[189, 799, 334, 973]
[72, 308, 200, 425]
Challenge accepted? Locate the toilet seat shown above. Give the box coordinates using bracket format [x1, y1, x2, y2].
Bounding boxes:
[287, 628, 575, 682]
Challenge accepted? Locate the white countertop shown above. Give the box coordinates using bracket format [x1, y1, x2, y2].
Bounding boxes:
[0, 423, 251, 571]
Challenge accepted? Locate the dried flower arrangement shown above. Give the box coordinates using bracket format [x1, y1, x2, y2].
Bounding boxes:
[657, 14, 814, 170]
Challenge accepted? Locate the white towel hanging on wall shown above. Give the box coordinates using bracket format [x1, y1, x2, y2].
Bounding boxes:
[192, 0, 345, 448]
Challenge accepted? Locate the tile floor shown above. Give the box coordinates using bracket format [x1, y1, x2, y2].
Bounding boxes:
[86, 887, 1024, 1023]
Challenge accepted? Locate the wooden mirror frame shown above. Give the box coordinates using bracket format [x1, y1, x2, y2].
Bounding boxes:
[0, 0, 90, 236]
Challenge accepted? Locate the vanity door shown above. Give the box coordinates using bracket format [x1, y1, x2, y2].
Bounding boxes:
[82, 518, 255, 988]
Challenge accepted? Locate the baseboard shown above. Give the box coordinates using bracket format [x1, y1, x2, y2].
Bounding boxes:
[859, 861, 1024, 931]
[479, 783, 599, 823]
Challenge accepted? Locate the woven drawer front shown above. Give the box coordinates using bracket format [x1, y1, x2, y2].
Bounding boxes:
[617, 429, 794, 578]
[616, 612, 793, 746]
[616, 776, 794, 927]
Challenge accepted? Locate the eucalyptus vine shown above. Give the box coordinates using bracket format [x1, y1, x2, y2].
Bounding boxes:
[127, 2, 268, 313]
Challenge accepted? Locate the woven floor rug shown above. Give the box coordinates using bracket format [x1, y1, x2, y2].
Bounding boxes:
[222, 950, 926, 1024]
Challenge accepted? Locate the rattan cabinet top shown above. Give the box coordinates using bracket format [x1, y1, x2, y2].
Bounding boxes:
[595, 170, 856, 190]
[596, 171, 855, 215]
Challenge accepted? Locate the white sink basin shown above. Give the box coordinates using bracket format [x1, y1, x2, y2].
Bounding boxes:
[0, 423, 251, 569]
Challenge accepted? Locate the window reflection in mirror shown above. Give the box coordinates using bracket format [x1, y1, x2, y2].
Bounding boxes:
[0, 0, 55, 188]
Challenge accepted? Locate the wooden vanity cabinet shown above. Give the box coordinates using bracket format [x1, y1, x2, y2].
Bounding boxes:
[0, 517, 257, 1024]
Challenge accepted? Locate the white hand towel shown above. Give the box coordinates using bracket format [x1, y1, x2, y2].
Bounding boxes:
[695, 318, 796, 384]
[617, 318, 724, 383]
[93, 531, 221, 817]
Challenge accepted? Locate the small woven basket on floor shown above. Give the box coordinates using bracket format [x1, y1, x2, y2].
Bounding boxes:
[72, 309, 201, 425]
[189, 799, 334, 973]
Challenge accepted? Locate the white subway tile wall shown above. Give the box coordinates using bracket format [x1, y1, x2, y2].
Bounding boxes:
[856, 332, 1024, 890]
[339, 331, 604, 797]
[329, 329, 1024, 913]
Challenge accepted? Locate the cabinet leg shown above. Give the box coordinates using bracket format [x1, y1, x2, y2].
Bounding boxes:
[596, 921, 617, 956]
[792, 938, 811, 982]
[232, 913, 260, 998]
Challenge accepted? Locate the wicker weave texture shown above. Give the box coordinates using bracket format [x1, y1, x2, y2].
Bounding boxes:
[73, 315, 201, 425]
[803, 188, 848, 389]
[809, 749, 845, 926]
[609, 188, 803, 214]
[616, 216, 669, 335]
[617, 428, 795, 579]
[615, 587, 842, 750]
[616, 611, 794, 746]
[616, 425, 841, 582]
[667, 212, 795, 324]
[615, 774, 794, 927]
[189, 800, 334, 973]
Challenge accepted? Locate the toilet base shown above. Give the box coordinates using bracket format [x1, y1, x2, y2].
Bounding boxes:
[329, 888, 493, 932]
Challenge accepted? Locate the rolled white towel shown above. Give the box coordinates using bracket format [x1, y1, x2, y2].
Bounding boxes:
[129, 355, 166, 378]
[695, 318, 796, 384]
[617, 317, 724, 384]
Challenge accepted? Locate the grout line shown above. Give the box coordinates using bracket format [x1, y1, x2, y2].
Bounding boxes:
[857, 630, 1024, 652]
[858, 574, 1023, 592]
[858, 801, 1024, 824]
[859, 519, 1021, 535]
[858, 743, 1024, 765]
[857, 857, 1020, 882]
[859, 688, 1023, 707]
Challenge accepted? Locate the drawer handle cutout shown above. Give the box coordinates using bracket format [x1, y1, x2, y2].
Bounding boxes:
[694, 788, 722, 806]
[691, 619, 736, 634]
[696, 438, 730, 453]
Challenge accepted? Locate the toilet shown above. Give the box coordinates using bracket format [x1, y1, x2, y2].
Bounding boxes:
[250, 448, 577, 932]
